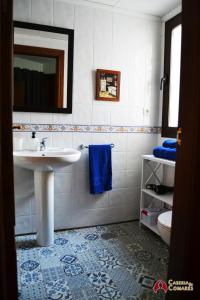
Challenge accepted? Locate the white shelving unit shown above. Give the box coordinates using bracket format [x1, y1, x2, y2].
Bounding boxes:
[140, 155, 175, 235]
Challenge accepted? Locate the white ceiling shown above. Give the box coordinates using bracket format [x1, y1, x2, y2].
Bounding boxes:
[85, 0, 181, 17]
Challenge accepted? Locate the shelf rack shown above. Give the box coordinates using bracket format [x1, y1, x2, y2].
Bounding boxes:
[140, 155, 175, 236]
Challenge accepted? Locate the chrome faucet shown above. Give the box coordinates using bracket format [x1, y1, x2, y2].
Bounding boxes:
[40, 138, 47, 151]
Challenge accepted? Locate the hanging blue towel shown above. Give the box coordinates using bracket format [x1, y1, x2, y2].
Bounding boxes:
[153, 146, 176, 161]
[89, 144, 112, 194]
[162, 139, 177, 149]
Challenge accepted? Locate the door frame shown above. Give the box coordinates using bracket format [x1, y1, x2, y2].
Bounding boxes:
[167, 0, 200, 299]
[0, 0, 18, 299]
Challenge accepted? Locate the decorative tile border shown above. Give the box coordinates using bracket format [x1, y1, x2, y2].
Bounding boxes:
[13, 124, 161, 134]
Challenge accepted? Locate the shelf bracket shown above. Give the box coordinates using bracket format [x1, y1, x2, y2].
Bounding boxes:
[145, 161, 162, 185]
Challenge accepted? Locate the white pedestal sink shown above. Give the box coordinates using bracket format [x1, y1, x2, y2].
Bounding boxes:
[14, 148, 81, 246]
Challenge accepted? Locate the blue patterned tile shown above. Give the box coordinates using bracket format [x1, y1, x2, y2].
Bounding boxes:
[39, 248, 54, 258]
[21, 260, 39, 272]
[73, 242, 88, 253]
[127, 243, 143, 253]
[60, 255, 77, 264]
[54, 237, 68, 245]
[95, 248, 121, 270]
[88, 272, 110, 286]
[42, 267, 65, 283]
[64, 264, 84, 277]
[88, 272, 123, 300]
[98, 285, 122, 300]
[135, 250, 153, 263]
[20, 269, 43, 285]
[45, 279, 72, 300]
[138, 274, 156, 289]
[19, 283, 47, 300]
[84, 233, 99, 241]
[16, 221, 168, 299]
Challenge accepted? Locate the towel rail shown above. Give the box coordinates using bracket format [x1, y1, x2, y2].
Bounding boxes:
[80, 143, 114, 150]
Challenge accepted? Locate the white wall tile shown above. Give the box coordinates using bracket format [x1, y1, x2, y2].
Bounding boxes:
[53, 0, 74, 29]
[15, 216, 32, 235]
[31, 215, 37, 232]
[71, 170, 90, 194]
[30, 113, 53, 124]
[52, 132, 73, 148]
[92, 133, 112, 145]
[112, 152, 126, 170]
[93, 8, 113, 69]
[72, 132, 92, 149]
[13, 112, 31, 123]
[110, 134, 127, 152]
[55, 173, 73, 194]
[73, 5, 94, 104]
[13, 0, 162, 234]
[13, 132, 30, 150]
[31, 0, 53, 25]
[14, 0, 31, 21]
[126, 152, 142, 171]
[108, 187, 140, 207]
[52, 113, 72, 124]
[69, 206, 135, 228]
[72, 104, 92, 124]
[73, 151, 88, 173]
[92, 105, 111, 125]
[126, 171, 141, 188]
[110, 107, 129, 126]
[14, 166, 34, 216]
[54, 193, 73, 229]
[73, 192, 109, 211]
[112, 171, 127, 189]
[55, 164, 74, 173]
[127, 133, 158, 153]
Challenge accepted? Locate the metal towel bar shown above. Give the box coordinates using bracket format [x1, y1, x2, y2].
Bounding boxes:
[80, 143, 114, 150]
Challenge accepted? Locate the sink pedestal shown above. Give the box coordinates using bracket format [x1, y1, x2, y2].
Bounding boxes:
[14, 148, 81, 247]
[34, 171, 54, 246]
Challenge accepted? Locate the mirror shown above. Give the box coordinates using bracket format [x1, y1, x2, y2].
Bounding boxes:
[13, 21, 74, 113]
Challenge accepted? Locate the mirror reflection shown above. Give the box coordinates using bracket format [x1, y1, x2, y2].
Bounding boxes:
[13, 22, 74, 113]
[14, 51, 61, 109]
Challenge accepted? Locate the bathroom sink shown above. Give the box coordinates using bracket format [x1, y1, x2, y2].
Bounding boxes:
[13, 148, 81, 171]
[13, 147, 81, 246]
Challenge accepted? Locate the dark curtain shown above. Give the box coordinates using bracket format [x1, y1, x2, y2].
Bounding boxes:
[14, 67, 55, 108]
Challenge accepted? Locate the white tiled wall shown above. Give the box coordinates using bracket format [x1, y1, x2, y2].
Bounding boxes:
[13, 0, 162, 234]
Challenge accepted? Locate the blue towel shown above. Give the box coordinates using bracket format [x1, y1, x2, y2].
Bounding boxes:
[162, 139, 177, 149]
[153, 146, 176, 161]
[89, 144, 112, 194]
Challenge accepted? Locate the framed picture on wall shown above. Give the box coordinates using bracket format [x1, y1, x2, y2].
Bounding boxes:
[96, 69, 121, 101]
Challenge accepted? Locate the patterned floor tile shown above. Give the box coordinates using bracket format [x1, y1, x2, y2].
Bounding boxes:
[88, 271, 124, 300]
[45, 279, 72, 300]
[16, 221, 168, 299]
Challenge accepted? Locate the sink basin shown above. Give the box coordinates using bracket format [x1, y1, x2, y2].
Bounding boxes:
[14, 148, 81, 171]
[13, 148, 81, 246]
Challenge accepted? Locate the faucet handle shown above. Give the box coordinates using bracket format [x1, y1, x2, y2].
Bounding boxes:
[41, 137, 48, 142]
[40, 137, 48, 151]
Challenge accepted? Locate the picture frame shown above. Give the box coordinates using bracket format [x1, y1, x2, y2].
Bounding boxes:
[96, 69, 121, 101]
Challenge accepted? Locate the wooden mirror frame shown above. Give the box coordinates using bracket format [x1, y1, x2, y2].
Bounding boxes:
[13, 21, 74, 113]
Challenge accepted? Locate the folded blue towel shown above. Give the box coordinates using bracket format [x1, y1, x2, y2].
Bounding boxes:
[162, 139, 177, 149]
[89, 144, 112, 194]
[153, 146, 176, 161]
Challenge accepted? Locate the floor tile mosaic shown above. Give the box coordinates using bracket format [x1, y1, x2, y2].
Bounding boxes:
[16, 221, 168, 300]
